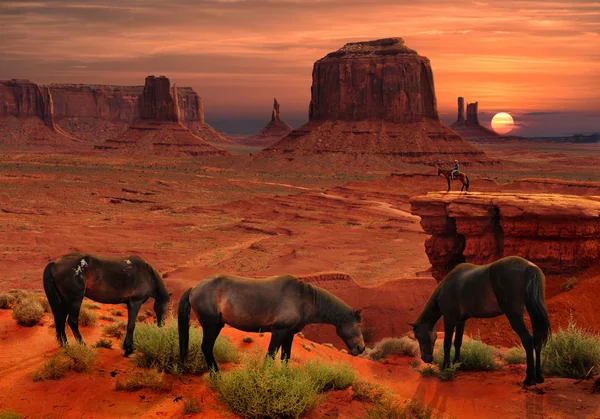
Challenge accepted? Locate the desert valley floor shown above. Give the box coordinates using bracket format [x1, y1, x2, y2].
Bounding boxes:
[1, 140, 599, 418]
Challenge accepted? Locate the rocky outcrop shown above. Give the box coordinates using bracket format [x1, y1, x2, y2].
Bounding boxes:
[410, 192, 600, 281]
[0, 79, 56, 129]
[236, 98, 293, 147]
[98, 76, 229, 157]
[254, 38, 490, 171]
[451, 97, 500, 140]
[456, 97, 465, 123]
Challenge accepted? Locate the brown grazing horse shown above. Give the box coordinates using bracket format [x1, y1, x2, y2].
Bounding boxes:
[178, 274, 365, 372]
[43, 252, 171, 356]
[410, 256, 551, 386]
[437, 167, 470, 192]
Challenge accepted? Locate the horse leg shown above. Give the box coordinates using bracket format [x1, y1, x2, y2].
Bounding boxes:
[123, 299, 143, 357]
[54, 302, 69, 346]
[280, 332, 295, 362]
[201, 322, 223, 373]
[443, 316, 457, 368]
[267, 329, 287, 359]
[453, 320, 466, 363]
[447, 178, 451, 192]
[66, 297, 85, 344]
[507, 314, 536, 386]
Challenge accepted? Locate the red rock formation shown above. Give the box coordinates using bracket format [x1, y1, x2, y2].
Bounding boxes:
[457, 97, 465, 123]
[98, 76, 228, 157]
[0, 79, 81, 149]
[254, 38, 490, 171]
[235, 98, 293, 147]
[450, 97, 501, 140]
[410, 192, 600, 281]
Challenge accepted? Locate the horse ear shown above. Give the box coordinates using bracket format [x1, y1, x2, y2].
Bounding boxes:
[354, 309, 363, 319]
[407, 322, 417, 327]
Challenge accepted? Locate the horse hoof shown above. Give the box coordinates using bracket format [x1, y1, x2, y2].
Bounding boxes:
[523, 377, 537, 386]
[536, 376, 545, 384]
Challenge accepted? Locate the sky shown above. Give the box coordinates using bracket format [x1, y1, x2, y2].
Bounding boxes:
[1, 0, 599, 136]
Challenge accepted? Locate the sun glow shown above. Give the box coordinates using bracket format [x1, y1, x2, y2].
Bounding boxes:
[491, 112, 515, 135]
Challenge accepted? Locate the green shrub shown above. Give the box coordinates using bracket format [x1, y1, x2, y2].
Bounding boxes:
[438, 363, 460, 381]
[183, 397, 203, 414]
[0, 409, 23, 419]
[111, 309, 124, 317]
[12, 298, 45, 327]
[434, 339, 498, 371]
[542, 320, 600, 378]
[103, 321, 127, 338]
[37, 296, 51, 313]
[210, 355, 354, 419]
[93, 338, 113, 349]
[137, 314, 148, 322]
[560, 277, 578, 292]
[352, 378, 390, 402]
[419, 366, 436, 377]
[367, 398, 442, 419]
[369, 337, 418, 360]
[33, 344, 96, 381]
[503, 347, 527, 365]
[99, 315, 116, 322]
[0, 294, 16, 309]
[83, 302, 101, 310]
[115, 369, 171, 393]
[133, 321, 239, 375]
[7, 290, 28, 302]
[78, 308, 97, 327]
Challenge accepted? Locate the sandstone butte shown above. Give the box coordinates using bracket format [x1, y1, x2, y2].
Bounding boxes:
[0, 78, 230, 147]
[0, 79, 82, 150]
[236, 98, 293, 147]
[254, 38, 490, 171]
[410, 192, 600, 281]
[96, 76, 229, 157]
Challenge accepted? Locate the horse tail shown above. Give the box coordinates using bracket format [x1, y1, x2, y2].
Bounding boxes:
[525, 265, 551, 346]
[43, 262, 62, 315]
[178, 288, 192, 364]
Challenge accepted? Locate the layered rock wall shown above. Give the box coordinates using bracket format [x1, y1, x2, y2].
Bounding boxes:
[410, 192, 600, 281]
[0, 79, 56, 129]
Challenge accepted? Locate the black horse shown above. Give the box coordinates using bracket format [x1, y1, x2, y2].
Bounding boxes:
[178, 274, 365, 372]
[43, 252, 171, 356]
[410, 256, 551, 386]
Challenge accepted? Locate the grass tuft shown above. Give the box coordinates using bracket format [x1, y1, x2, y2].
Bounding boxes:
[111, 309, 124, 317]
[367, 398, 443, 419]
[37, 296, 51, 313]
[438, 363, 460, 381]
[503, 347, 527, 365]
[0, 294, 16, 309]
[99, 315, 116, 322]
[103, 321, 127, 339]
[0, 409, 23, 419]
[560, 277, 578, 292]
[82, 302, 101, 310]
[434, 339, 498, 371]
[183, 397, 203, 414]
[541, 320, 600, 378]
[93, 338, 113, 349]
[133, 320, 239, 375]
[352, 378, 390, 402]
[369, 337, 418, 360]
[419, 365, 436, 377]
[12, 298, 45, 327]
[78, 308, 97, 327]
[115, 369, 172, 393]
[33, 344, 96, 381]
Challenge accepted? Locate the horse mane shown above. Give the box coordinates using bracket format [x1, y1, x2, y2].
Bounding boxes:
[416, 283, 442, 325]
[147, 263, 169, 301]
[297, 280, 354, 326]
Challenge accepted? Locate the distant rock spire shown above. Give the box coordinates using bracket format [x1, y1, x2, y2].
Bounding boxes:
[271, 98, 281, 122]
[457, 97, 465, 123]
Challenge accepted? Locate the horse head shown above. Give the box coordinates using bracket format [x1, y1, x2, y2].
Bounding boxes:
[408, 321, 437, 363]
[154, 292, 172, 327]
[336, 309, 366, 356]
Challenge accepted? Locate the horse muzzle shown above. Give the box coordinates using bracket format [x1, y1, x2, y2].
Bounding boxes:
[351, 345, 366, 356]
[421, 354, 434, 364]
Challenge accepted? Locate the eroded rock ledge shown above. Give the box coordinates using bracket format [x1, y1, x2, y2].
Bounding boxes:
[410, 192, 600, 281]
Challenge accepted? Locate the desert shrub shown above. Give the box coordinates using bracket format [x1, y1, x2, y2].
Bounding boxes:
[144, 309, 154, 317]
[503, 347, 527, 365]
[541, 320, 600, 378]
[434, 339, 498, 371]
[367, 398, 442, 419]
[362, 326, 375, 344]
[419, 366, 436, 377]
[8, 290, 28, 302]
[409, 359, 420, 369]
[137, 314, 148, 322]
[93, 338, 113, 349]
[37, 296, 51, 313]
[438, 363, 460, 381]
[115, 369, 171, 393]
[0, 294, 16, 309]
[78, 308, 97, 327]
[111, 309, 124, 317]
[33, 344, 96, 381]
[183, 397, 203, 414]
[133, 321, 239, 375]
[242, 336, 253, 343]
[560, 277, 578, 292]
[103, 321, 127, 339]
[82, 302, 101, 310]
[99, 315, 115, 322]
[210, 355, 354, 419]
[352, 378, 390, 402]
[0, 409, 23, 419]
[369, 337, 418, 360]
[12, 298, 45, 327]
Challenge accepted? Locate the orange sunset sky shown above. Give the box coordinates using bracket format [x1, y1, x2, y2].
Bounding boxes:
[1, 0, 598, 136]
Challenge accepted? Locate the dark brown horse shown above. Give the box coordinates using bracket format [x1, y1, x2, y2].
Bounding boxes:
[178, 274, 365, 372]
[437, 167, 470, 192]
[410, 256, 551, 386]
[43, 252, 171, 356]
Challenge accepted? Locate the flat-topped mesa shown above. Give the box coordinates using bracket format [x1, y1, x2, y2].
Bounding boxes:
[254, 38, 490, 170]
[139, 76, 179, 122]
[410, 192, 600, 281]
[466, 102, 479, 125]
[237, 97, 293, 147]
[0, 79, 56, 129]
[309, 37, 437, 123]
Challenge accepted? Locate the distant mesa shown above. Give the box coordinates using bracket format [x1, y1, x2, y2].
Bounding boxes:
[96, 76, 228, 157]
[235, 98, 293, 147]
[450, 97, 500, 140]
[0, 79, 82, 150]
[253, 38, 490, 171]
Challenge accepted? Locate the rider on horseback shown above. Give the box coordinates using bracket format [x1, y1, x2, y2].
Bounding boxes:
[451, 160, 459, 180]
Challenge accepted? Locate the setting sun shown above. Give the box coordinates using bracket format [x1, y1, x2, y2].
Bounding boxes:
[491, 112, 515, 135]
